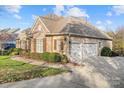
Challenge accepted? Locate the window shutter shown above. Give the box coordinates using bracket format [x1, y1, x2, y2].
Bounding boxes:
[43, 38, 46, 52]
[54, 39, 57, 50]
[61, 41, 64, 50]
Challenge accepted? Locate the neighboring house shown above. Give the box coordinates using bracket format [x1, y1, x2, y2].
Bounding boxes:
[0, 28, 20, 50]
[16, 14, 112, 64]
[16, 28, 31, 50]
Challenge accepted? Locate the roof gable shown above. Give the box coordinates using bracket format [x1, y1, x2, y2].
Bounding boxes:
[31, 17, 50, 34]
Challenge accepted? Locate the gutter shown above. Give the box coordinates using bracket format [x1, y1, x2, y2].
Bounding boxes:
[45, 33, 112, 41]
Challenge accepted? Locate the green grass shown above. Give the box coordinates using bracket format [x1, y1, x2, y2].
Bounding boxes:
[0, 56, 68, 84]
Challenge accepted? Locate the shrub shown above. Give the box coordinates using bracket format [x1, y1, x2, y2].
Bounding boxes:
[24, 52, 31, 58]
[41, 52, 50, 61]
[9, 48, 22, 56]
[19, 51, 41, 60]
[18, 51, 67, 63]
[0, 50, 8, 55]
[61, 54, 68, 63]
[10, 51, 19, 56]
[101, 47, 112, 56]
[29, 53, 42, 60]
[13, 48, 22, 53]
[49, 53, 61, 62]
[111, 51, 119, 57]
[41, 52, 61, 62]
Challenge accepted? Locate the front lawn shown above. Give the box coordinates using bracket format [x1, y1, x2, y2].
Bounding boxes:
[0, 56, 67, 84]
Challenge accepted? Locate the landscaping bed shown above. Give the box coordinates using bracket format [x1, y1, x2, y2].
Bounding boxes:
[0, 56, 68, 84]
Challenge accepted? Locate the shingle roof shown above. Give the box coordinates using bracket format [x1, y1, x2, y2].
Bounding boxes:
[39, 14, 111, 40]
[39, 14, 67, 33]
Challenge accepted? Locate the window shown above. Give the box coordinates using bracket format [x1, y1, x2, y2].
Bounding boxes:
[54, 39, 64, 51]
[36, 39, 43, 53]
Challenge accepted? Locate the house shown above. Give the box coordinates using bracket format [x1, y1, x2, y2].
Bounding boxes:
[16, 28, 31, 50]
[0, 28, 19, 51]
[16, 14, 112, 64]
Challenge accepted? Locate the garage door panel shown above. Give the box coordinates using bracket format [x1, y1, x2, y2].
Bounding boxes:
[82, 44, 98, 58]
[70, 43, 82, 63]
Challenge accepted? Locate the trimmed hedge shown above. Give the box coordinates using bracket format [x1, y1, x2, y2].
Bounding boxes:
[0, 48, 69, 63]
[40, 52, 61, 62]
[19, 51, 68, 63]
[49, 53, 61, 62]
[41, 52, 50, 61]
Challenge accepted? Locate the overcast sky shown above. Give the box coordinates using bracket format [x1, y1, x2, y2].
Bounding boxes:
[0, 5, 124, 31]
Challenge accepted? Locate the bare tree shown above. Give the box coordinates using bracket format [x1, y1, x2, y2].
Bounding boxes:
[114, 26, 124, 55]
[106, 26, 124, 56]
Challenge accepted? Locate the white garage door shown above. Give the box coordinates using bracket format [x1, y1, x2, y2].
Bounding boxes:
[36, 39, 43, 53]
[82, 43, 98, 58]
[70, 42, 98, 63]
[70, 42, 82, 63]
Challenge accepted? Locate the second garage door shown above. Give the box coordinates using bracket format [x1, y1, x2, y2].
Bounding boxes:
[82, 43, 98, 58]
